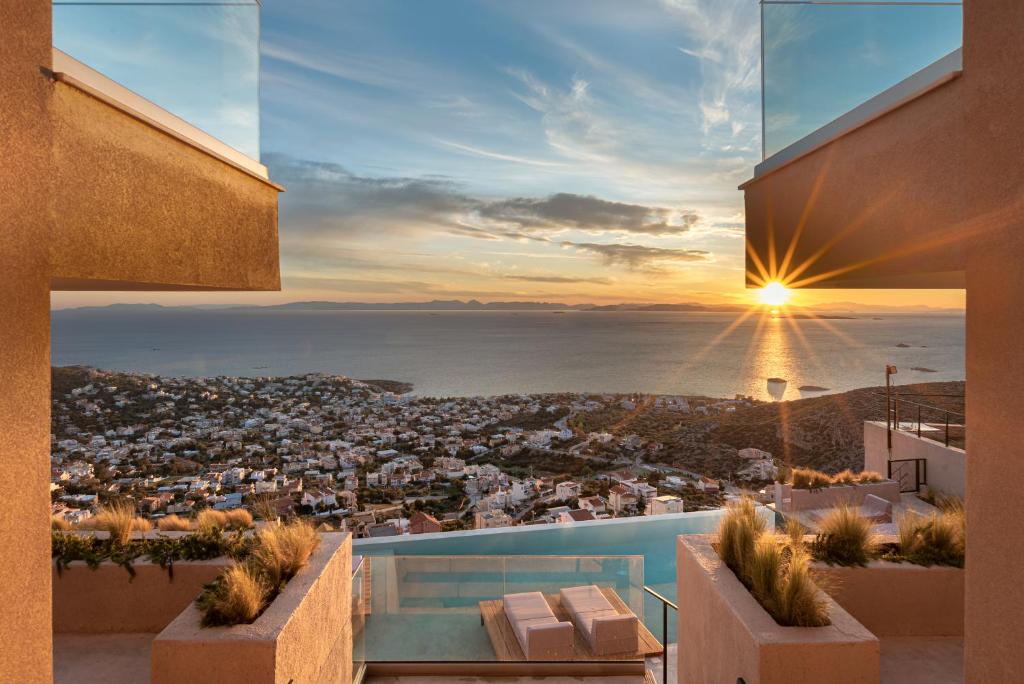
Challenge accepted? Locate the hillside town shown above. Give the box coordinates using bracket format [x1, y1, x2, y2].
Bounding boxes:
[48, 368, 788, 537]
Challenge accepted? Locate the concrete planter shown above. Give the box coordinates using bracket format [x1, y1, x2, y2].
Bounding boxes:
[774, 480, 901, 513]
[677, 535, 879, 684]
[812, 560, 964, 637]
[53, 557, 231, 633]
[152, 532, 353, 684]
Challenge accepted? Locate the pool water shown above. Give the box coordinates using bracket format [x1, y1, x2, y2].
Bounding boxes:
[353, 510, 746, 659]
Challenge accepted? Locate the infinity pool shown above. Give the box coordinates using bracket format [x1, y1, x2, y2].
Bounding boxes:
[352, 509, 748, 660]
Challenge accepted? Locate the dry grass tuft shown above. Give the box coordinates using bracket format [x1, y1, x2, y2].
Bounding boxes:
[831, 469, 857, 485]
[716, 498, 830, 627]
[252, 494, 278, 522]
[812, 504, 877, 566]
[88, 502, 150, 545]
[198, 563, 270, 627]
[785, 518, 807, 546]
[790, 467, 832, 490]
[718, 498, 766, 579]
[778, 545, 830, 627]
[52, 516, 71, 531]
[857, 470, 883, 484]
[197, 509, 229, 534]
[157, 514, 194, 532]
[224, 508, 254, 530]
[898, 508, 965, 567]
[252, 520, 321, 589]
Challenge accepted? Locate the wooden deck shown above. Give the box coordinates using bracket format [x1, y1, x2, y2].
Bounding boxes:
[479, 587, 662, 662]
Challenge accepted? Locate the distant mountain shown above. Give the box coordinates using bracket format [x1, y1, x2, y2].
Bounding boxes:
[52, 299, 964, 314]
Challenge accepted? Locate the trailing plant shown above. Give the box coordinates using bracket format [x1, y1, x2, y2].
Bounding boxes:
[51, 528, 251, 580]
[716, 498, 830, 627]
[811, 504, 878, 566]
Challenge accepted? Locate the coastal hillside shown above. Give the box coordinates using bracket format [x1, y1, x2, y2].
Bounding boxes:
[632, 381, 965, 476]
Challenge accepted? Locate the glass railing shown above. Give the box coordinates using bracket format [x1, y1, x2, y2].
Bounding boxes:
[352, 556, 367, 682]
[363, 554, 645, 662]
[762, 1, 962, 159]
[52, 0, 260, 160]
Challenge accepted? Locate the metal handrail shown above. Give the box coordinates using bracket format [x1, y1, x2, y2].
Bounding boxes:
[873, 390, 964, 448]
[644, 585, 677, 684]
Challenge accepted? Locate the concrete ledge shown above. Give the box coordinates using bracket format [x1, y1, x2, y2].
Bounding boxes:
[152, 532, 352, 684]
[53, 559, 230, 634]
[812, 560, 964, 637]
[677, 535, 879, 684]
[775, 480, 901, 513]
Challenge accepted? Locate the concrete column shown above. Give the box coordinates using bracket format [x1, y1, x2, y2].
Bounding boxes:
[0, 2, 53, 681]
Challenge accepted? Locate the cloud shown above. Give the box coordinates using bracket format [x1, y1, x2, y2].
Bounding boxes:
[479, 194, 698, 237]
[269, 156, 702, 243]
[503, 274, 613, 285]
[665, 0, 760, 138]
[561, 241, 712, 270]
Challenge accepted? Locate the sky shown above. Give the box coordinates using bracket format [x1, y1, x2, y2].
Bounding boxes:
[51, 0, 965, 311]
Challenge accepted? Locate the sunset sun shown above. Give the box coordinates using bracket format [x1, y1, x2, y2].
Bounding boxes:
[758, 281, 792, 307]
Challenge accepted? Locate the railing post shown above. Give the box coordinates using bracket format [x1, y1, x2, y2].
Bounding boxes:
[945, 412, 950, 447]
[917, 405, 922, 438]
[663, 599, 669, 684]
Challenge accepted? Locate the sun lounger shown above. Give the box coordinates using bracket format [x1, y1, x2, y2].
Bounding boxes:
[559, 585, 639, 655]
[502, 591, 574, 660]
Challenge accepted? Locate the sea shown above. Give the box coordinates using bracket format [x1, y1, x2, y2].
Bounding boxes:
[50, 309, 965, 402]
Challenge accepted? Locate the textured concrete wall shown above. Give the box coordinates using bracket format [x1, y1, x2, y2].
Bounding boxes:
[152, 533, 353, 684]
[53, 560, 230, 634]
[773, 480, 901, 513]
[743, 76, 967, 289]
[51, 84, 280, 291]
[677, 535, 878, 684]
[962, 2, 1024, 680]
[863, 421, 966, 498]
[0, 3, 53, 682]
[812, 562, 964, 638]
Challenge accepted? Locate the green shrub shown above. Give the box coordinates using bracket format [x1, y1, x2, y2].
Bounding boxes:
[812, 504, 877, 566]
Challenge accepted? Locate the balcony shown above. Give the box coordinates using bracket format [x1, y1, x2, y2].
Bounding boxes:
[744, 1, 966, 290]
[47, 0, 280, 292]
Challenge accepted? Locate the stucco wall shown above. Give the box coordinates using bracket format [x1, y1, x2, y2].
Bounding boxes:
[863, 421, 966, 498]
[812, 561, 964, 637]
[677, 535, 878, 684]
[742, 75, 967, 289]
[962, 2, 1024, 681]
[0, 3, 53, 683]
[152, 533, 353, 684]
[50, 83, 280, 292]
[53, 559, 230, 634]
[774, 480, 901, 513]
